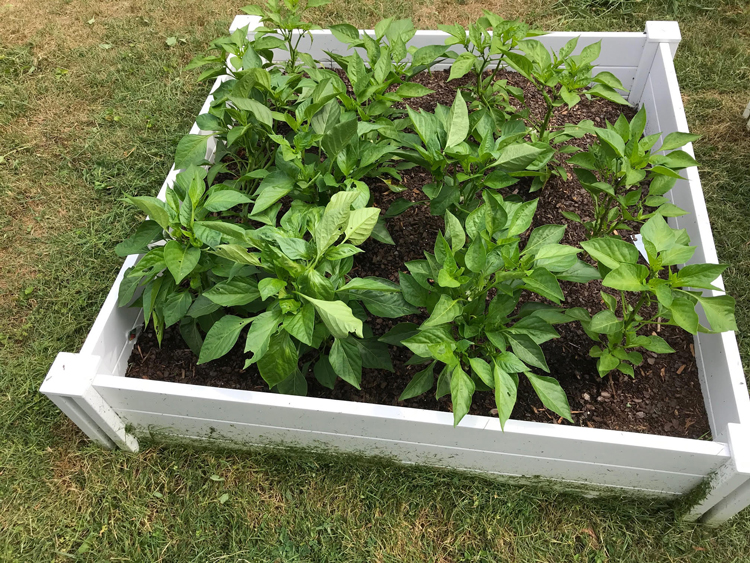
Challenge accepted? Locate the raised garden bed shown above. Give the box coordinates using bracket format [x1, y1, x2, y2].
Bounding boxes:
[41, 15, 750, 524]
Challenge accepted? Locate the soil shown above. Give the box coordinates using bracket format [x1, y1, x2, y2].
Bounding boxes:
[126, 70, 711, 440]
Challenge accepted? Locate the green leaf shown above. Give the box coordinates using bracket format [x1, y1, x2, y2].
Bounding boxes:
[633, 335, 675, 354]
[534, 244, 580, 273]
[322, 117, 358, 159]
[276, 369, 308, 396]
[118, 269, 141, 307]
[602, 264, 649, 292]
[115, 221, 163, 257]
[676, 264, 727, 290]
[175, 134, 211, 168]
[300, 295, 363, 339]
[258, 277, 286, 300]
[198, 315, 252, 364]
[395, 83, 434, 98]
[580, 237, 639, 270]
[283, 303, 315, 345]
[588, 85, 628, 105]
[402, 326, 454, 358]
[450, 364, 475, 426]
[695, 294, 737, 333]
[523, 267, 564, 303]
[593, 71, 624, 90]
[351, 290, 419, 318]
[494, 351, 528, 374]
[204, 190, 252, 212]
[595, 128, 626, 157]
[204, 277, 260, 307]
[229, 97, 273, 127]
[669, 297, 699, 334]
[526, 372, 572, 422]
[640, 214, 676, 252]
[315, 191, 359, 255]
[379, 322, 419, 345]
[344, 207, 380, 245]
[662, 150, 698, 170]
[355, 338, 394, 371]
[242, 310, 283, 366]
[507, 199, 538, 237]
[588, 310, 622, 334]
[468, 357, 493, 388]
[163, 291, 192, 328]
[443, 210, 465, 251]
[126, 196, 171, 230]
[257, 331, 298, 388]
[465, 238, 487, 273]
[180, 317, 203, 356]
[506, 333, 548, 372]
[493, 364, 518, 430]
[496, 143, 545, 171]
[422, 294, 462, 328]
[329, 23, 360, 43]
[163, 241, 201, 284]
[448, 52, 477, 81]
[523, 224, 566, 257]
[445, 90, 469, 149]
[326, 244, 363, 260]
[339, 277, 400, 293]
[330, 337, 362, 389]
[660, 131, 700, 152]
[399, 362, 435, 400]
[314, 355, 337, 389]
[251, 171, 295, 215]
[385, 198, 424, 218]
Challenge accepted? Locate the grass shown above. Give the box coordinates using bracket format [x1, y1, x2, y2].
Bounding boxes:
[1, 0, 749, 560]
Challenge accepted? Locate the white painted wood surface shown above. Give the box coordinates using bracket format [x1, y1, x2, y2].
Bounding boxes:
[93, 374, 728, 495]
[40, 18, 750, 522]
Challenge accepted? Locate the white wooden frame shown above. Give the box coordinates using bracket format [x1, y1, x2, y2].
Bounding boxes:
[41, 18, 750, 524]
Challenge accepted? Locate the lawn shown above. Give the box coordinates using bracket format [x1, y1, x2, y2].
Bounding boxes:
[1, 0, 749, 560]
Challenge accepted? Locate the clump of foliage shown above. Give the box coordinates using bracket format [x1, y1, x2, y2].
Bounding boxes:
[564, 108, 700, 238]
[393, 192, 598, 426]
[577, 215, 736, 378]
[116, 11, 736, 429]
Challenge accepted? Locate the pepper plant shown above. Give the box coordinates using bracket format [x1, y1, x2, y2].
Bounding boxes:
[577, 215, 736, 377]
[396, 91, 554, 217]
[324, 18, 449, 121]
[197, 190, 416, 393]
[439, 13, 537, 116]
[117, 166, 254, 347]
[392, 191, 599, 427]
[563, 109, 699, 238]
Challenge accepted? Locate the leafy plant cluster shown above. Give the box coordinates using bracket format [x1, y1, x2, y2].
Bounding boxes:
[117, 8, 736, 428]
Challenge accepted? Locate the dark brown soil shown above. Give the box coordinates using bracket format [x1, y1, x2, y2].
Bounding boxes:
[125, 70, 711, 440]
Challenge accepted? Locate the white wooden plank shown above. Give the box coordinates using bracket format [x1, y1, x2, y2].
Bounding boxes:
[642, 43, 750, 440]
[79, 256, 141, 376]
[116, 409, 706, 495]
[259, 28, 646, 68]
[703, 478, 750, 524]
[40, 353, 138, 451]
[93, 375, 728, 475]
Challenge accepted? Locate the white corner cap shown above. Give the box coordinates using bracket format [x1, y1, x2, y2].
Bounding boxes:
[41, 352, 100, 398]
[645, 21, 681, 43]
[229, 15, 263, 34]
[727, 423, 750, 475]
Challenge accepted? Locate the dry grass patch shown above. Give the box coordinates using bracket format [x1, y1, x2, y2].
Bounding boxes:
[414, 0, 548, 28]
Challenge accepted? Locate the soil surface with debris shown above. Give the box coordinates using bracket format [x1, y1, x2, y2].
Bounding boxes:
[126, 69, 711, 440]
